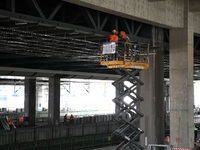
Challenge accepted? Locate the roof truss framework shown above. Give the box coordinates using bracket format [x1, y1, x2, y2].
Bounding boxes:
[0, 0, 199, 80]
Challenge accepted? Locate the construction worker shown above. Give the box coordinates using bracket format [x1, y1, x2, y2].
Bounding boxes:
[9, 117, 13, 130]
[64, 114, 67, 123]
[119, 31, 130, 59]
[70, 114, 74, 125]
[106, 29, 118, 43]
[119, 31, 130, 42]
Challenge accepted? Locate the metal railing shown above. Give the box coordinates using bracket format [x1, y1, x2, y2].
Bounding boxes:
[0, 121, 119, 145]
[147, 144, 171, 150]
[0, 133, 121, 150]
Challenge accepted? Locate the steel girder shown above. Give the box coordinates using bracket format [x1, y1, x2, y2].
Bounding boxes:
[0, 0, 163, 40]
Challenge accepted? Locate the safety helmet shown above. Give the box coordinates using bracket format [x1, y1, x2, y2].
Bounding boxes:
[112, 29, 116, 34]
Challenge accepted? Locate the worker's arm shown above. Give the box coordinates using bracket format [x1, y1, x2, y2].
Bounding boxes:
[106, 34, 111, 37]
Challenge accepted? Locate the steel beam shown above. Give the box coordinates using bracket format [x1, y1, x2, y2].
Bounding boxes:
[0, 9, 107, 36]
[48, 2, 64, 20]
[134, 23, 143, 36]
[195, 39, 200, 50]
[30, 0, 46, 19]
[100, 14, 109, 30]
[0, 66, 120, 79]
[124, 19, 132, 35]
[97, 11, 100, 29]
[148, 0, 166, 2]
[6, 0, 15, 12]
[84, 8, 97, 29]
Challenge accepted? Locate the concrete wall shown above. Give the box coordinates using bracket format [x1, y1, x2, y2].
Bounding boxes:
[63, 0, 200, 34]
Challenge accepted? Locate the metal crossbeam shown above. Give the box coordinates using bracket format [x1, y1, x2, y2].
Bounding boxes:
[112, 69, 144, 150]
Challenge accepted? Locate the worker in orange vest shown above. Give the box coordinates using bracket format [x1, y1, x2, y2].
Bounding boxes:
[9, 117, 13, 129]
[119, 31, 131, 58]
[119, 31, 130, 42]
[70, 114, 74, 124]
[106, 29, 118, 43]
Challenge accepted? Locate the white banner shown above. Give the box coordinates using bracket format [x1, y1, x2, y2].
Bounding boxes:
[102, 42, 116, 54]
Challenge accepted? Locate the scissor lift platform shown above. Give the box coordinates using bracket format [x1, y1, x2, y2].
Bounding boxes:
[101, 60, 149, 69]
[100, 42, 149, 70]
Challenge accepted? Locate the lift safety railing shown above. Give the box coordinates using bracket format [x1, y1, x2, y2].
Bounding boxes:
[100, 41, 150, 70]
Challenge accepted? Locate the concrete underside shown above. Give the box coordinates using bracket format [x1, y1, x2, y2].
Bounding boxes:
[64, 0, 200, 34]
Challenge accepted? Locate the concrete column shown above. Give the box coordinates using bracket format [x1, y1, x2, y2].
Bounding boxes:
[140, 54, 164, 149]
[36, 85, 39, 111]
[24, 77, 36, 126]
[140, 27, 164, 149]
[169, 1, 194, 148]
[48, 77, 60, 125]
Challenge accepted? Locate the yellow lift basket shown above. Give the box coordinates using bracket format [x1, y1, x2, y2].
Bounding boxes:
[100, 42, 149, 70]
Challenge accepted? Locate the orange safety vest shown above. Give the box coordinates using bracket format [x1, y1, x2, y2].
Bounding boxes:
[106, 34, 118, 43]
[120, 31, 128, 40]
[70, 115, 74, 120]
[9, 119, 13, 125]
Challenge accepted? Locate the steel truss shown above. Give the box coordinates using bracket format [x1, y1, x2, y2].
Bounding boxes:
[0, 0, 168, 41]
[0, 0, 200, 79]
[112, 68, 144, 150]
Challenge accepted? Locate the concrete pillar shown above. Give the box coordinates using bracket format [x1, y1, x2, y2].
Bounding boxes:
[140, 55, 164, 149]
[140, 27, 164, 149]
[169, 1, 194, 148]
[36, 85, 39, 111]
[24, 77, 36, 126]
[48, 77, 60, 125]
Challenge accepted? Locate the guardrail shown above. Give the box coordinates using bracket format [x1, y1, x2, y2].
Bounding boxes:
[0, 121, 119, 146]
[0, 133, 121, 150]
[147, 144, 171, 150]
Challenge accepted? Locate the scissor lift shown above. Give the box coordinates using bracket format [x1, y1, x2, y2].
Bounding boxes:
[100, 42, 149, 150]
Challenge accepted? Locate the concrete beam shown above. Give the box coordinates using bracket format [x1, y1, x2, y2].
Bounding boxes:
[0, 67, 120, 80]
[189, 0, 200, 12]
[148, 0, 165, 2]
[63, 0, 184, 29]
